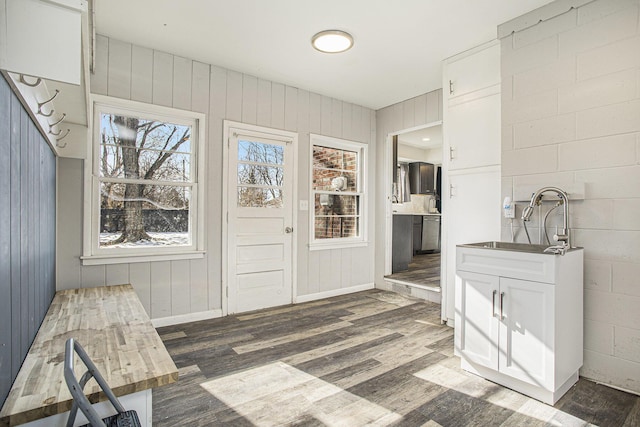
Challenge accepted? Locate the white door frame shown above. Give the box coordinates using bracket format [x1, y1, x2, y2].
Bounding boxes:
[383, 121, 444, 310]
[222, 120, 298, 316]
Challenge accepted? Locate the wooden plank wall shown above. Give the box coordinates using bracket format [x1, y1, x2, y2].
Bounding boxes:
[56, 35, 376, 320]
[0, 74, 57, 407]
[374, 89, 443, 285]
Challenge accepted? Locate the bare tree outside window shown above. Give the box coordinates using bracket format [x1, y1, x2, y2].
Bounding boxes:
[99, 112, 193, 248]
[237, 140, 284, 208]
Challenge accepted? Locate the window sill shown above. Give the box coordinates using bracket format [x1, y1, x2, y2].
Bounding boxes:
[81, 251, 205, 266]
[309, 241, 368, 251]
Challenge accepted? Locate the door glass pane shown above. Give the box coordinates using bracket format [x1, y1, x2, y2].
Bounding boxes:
[238, 140, 284, 165]
[238, 164, 283, 187]
[238, 187, 283, 208]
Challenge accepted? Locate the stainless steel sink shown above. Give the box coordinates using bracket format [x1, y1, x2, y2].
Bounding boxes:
[459, 241, 555, 254]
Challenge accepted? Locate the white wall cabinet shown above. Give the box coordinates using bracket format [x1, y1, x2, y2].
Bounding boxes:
[446, 93, 501, 171]
[441, 39, 501, 324]
[455, 245, 584, 405]
[445, 40, 501, 172]
[0, 0, 85, 85]
[445, 42, 500, 99]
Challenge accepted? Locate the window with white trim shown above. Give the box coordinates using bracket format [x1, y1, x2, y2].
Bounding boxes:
[83, 96, 205, 264]
[310, 134, 367, 249]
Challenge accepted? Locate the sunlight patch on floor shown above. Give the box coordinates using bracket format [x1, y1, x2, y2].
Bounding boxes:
[201, 361, 403, 426]
[413, 361, 589, 426]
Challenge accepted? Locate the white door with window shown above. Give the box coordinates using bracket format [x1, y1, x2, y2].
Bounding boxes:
[225, 122, 296, 314]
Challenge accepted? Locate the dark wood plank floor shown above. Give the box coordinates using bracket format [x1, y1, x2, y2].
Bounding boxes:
[385, 253, 441, 288]
[154, 290, 640, 426]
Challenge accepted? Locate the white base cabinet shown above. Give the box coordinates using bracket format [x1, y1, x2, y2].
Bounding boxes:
[455, 245, 584, 405]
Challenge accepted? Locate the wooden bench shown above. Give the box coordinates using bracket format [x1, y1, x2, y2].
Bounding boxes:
[0, 285, 178, 427]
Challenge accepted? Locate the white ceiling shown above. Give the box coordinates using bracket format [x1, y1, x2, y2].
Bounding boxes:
[94, 0, 554, 110]
[398, 125, 442, 150]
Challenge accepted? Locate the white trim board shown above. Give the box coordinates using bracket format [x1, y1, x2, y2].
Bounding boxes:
[151, 309, 223, 328]
[294, 283, 374, 303]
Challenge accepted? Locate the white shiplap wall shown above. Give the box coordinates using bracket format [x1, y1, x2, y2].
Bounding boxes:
[56, 35, 376, 320]
[374, 90, 443, 286]
[499, 0, 640, 394]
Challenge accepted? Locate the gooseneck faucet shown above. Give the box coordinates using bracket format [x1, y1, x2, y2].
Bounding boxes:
[521, 186, 571, 248]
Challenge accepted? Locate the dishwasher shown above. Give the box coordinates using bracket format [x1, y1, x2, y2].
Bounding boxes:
[421, 215, 441, 252]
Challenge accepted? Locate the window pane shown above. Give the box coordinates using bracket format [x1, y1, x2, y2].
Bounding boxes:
[238, 187, 283, 208]
[99, 182, 191, 248]
[313, 146, 357, 170]
[100, 113, 192, 153]
[238, 140, 284, 165]
[314, 194, 359, 216]
[238, 164, 283, 187]
[100, 146, 191, 182]
[314, 216, 359, 239]
[99, 113, 193, 183]
[312, 170, 357, 191]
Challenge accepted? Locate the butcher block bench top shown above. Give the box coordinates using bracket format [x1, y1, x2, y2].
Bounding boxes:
[0, 284, 178, 427]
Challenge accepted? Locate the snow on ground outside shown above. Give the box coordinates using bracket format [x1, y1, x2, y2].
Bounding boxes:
[100, 232, 189, 248]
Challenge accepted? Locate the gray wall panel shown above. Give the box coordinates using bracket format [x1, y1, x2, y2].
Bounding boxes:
[9, 88, 22, 381]
[0, 74, 56, 407]
[0, 68, 12, 412]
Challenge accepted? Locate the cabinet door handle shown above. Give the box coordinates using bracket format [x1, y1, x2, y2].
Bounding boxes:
[500, 292, 505, 321]
[449, 183, 455, 198]
[449, 146, 456, 161]
[492, 290, 497, 317]
[449, 79, 454, 95]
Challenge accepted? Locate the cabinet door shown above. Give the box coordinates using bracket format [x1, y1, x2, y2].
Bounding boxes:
[1, 0, 83, 85]
[446, 93, 501, 171]
[498, 278, 554, 388]
[445, 41, 500, 99]
[455, 271, 499, 370]
[392, 215, 413, 272]
[444, 170, 501, 322]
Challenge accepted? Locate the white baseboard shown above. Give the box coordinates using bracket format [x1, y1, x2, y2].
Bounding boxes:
[295, 283, 374, 303]
[151, 309, 223, 328]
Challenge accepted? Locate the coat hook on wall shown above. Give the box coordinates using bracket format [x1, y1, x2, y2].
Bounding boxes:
[49, 128, 62, 136]
[49, 113, 66, 129]
[37, 90, 59, 116]
[56, 128, 70, 148]
[19, 74, 42, 87]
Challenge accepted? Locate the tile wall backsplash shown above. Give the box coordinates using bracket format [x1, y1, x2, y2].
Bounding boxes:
[392, 194, 434, 214]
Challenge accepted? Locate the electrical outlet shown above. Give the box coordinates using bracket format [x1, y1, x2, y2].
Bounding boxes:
[505, 203, 515, 219]
[299, 200, 308, 211]
[503, 197, 515, 219]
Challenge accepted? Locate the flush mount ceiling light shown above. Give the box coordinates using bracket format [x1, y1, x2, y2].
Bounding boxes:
[311, 30, 354, 53]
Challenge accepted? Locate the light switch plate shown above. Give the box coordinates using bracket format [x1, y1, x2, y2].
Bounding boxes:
[299, 200, 308, 211]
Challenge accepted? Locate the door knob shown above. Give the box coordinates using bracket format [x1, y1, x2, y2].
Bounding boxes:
[285, 227, 294, 234]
